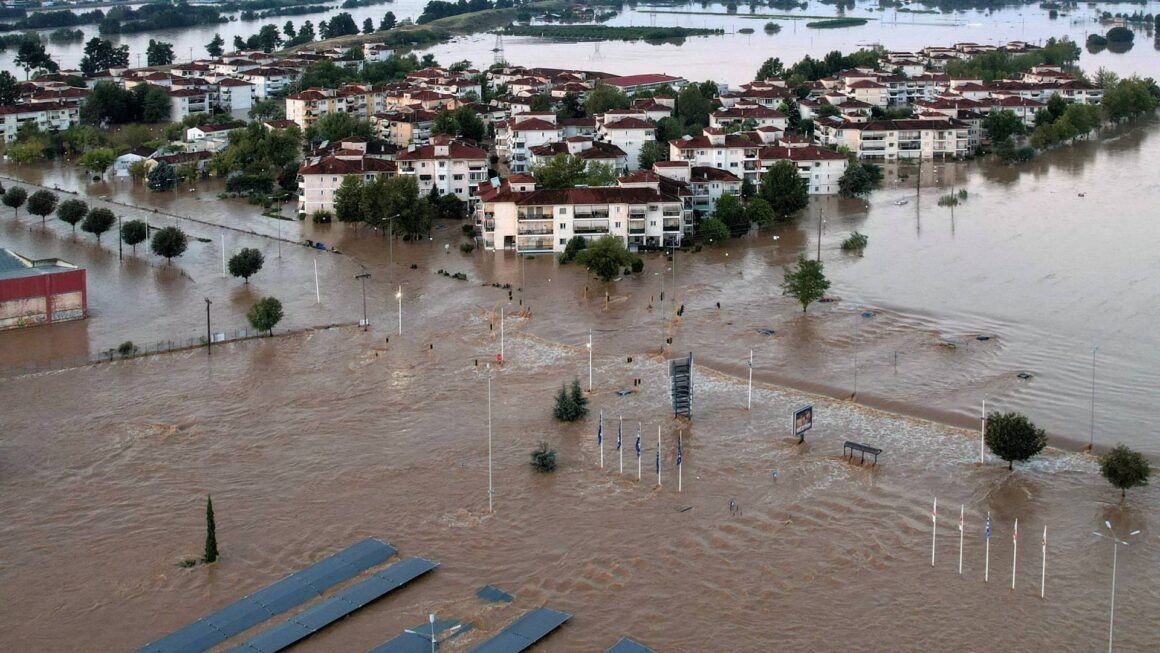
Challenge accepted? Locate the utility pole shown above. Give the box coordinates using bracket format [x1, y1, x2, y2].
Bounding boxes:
[204, 298, 212, 356]
[355, 272, 370, 330]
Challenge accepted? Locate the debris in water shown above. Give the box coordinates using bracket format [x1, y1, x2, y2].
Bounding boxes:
[1017, 372, 1034, 380]
[758, 328, 776, 336]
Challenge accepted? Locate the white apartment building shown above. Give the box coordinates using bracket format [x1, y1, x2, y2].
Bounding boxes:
[0, 102, 81, 143]
[296, 155, 397, 216]
[477, 179, 685, 252]
[528, 137, 628, 171]
[650, 161, 742, 215]
[597, 116, 654, 171]
[394, 136, 489, 202]
[668, 128, 762, 182]
[815, 118, 970, 160]
[495, 114, 563, 173]
[166, 88, 210, 123]
[757, 144, 848, 195]
[216, 77, 256, 113]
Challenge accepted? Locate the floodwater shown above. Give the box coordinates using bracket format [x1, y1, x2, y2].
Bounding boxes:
[426, 0, 1160, 84]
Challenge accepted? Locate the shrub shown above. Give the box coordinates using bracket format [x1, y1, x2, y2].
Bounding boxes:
[631, 256, 644, 273]
[117, 341, 138, 356]
[553, 378, 589, 422]
[530, 442, 558, 473]
[461, 223, 476, 237]
[1099, 444, 1151, 499]
[459, 241, 475, 253]
[312, 209, 333, 224]
[841, 231, 868, 252]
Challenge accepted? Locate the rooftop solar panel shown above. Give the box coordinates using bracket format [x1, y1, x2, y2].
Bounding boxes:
[468, 608, 571, 653]
[606, 638, 657, 653]
[136, 537, 396, 653]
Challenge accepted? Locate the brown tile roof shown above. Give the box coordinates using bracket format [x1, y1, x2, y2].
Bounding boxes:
[298, 156, 397, 175]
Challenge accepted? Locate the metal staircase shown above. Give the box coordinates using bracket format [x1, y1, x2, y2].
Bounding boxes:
[669, 353, 693, 418]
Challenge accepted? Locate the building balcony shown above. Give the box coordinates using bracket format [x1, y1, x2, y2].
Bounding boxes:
[663, 218, 681, 231]
[518, 224, 553, 235]
[574, 219, 610, 234]
[517, 210, 551, 220]
[516, 236, 553, 252]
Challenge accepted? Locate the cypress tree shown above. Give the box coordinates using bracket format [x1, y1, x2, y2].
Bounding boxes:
[203, 495, 219, 563]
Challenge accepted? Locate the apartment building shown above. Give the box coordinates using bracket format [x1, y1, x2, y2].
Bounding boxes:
[0, 102, 81, 143]
[815, 117, 970, 160]
[394, 136, 488, 202]
[757, 144, 848, 195]
[477, 178, 685, 252]
[529, 137, 627, 170]
[668, 128, 762, 182]
[296, 155, 397, 216]
[495, 114, 564, 173]
[597, 116, 654, 171]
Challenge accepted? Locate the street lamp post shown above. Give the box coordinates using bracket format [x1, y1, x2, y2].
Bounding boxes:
[396, 285, 402, 335]
[487, 364, 493, 513]
[1093, 521, 1141, 653]
[355, 272, 370, 330]
[587, 329, 593, 391]
[1090, 345, 1099, 451]
[429, 612, 436, 653]
[204, 298, 212, 356]
[117, 214, 123, 262]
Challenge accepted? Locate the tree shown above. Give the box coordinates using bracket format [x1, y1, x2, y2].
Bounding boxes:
[362, 17, 374, 33]
[15, 38, 57, 79]
[780, 254, 830, 313]
[139, 85, 172, 122]
[677, 84, 713, 129]
[0, 71, 20, 106]
[283, 20, 297, 40]
[247, 297, 284, 336]
[228, 247, 265, 283]
[206, 33, 224, 58]
[431, 110, 458, 136]
[530, 153, 587, 189]
[698, 217, 730, 244]
[982, 109, 1026, 143]
[233, 35, 246, 51]
[529, 442, 558, 472]
[575, 235, 634, 281]
[150, 225, 188, 263]
[984, 412, 1047, 470]
[360, 175, 430, 238]
[529, 94, 551, 112]
[740, 177, 756, 200]
[3, 186, 27, 218]
[553, 378, 589, 421]
[305, 111, 372, 143]
[120, 219, 148, 254]
[333, 175, 363, 223]
[146, 39, 174, 66]
[745, 197, 776, 226]
[248, 98, 285, 121]
[560, 235, 587, 263]
[454, 106, 485, 141]
[756, 56, 785, 81]
[147, 161, 178, 192]
[79, 37, 129, 77]
[379, 11, 396, 30]
[435, 193, 465, 220]
[26, 189, 58, 226]
[638, 141, 667, 170]
[1106, 26, 1134, 43]
[838, 162, 882, 198]
[57, 198, 87, 233]
[584, 82, 630, 116]
[760, 161, 809, 219]
[77, 148, 117, 177]
[557, 92, 583, 120]
[713, 193, 748, 236]
[326, 12, 359, 38]
[81, 207, 116, 243]
[203, 495, 218, 564]
[1099, 444, 1151, 499]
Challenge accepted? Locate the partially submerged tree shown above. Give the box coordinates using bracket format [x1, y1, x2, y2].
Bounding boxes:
[530, 442, 558, 472]
[1099, 444, 1151, 500]
[760, 160, 809, 219]
[780, 254, 830, 313]
[121, 219, 149, 254]
[150, 225, 188, 263]
[203, 495, 218, 564]
[81, 207, 116, 243]
[247, 297, 284, 336]
[553, 378, 589, 422]
[574, 235, 634, 281]
[985, 411, 1047, 470]
[57, 198, 88, 233]
[25, 189, 58, 226]
[3, 186, 28, 218]
[228, 247, 265, 283]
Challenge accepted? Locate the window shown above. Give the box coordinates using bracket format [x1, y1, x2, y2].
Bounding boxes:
[614, 222, 620, 228]
[559, 238, 567, 245]
[650, 221, 656, 226]
[558, 207, 566, 215]
[439, 161, 446, 167]
[559, 223, 566, 230]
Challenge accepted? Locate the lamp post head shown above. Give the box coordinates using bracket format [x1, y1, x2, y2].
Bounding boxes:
[205, 297, 211, 306]
[1105, 520, 1113, 530]
[429, 613, 435, 624]
[396, 290, 402, 299]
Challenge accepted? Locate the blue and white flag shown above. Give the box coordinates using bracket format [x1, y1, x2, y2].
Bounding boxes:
[597, 412, 603, 447]
[656, 440, 661, 475]
[985, 512, 991, 540]
[677, 433, 683, 467]
[635, 424, 641, 458]
[616, 417, 622, 451]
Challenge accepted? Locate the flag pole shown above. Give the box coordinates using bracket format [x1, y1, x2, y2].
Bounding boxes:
[636, 422, 641, 481]
[985, 511, 991, 583]
[618, 416, 623, 475]
[499, 306, 504, 362]
[958, 504, 964, 576]
[677, 431, 682, 493]
[656, 425, 662, 487]
[1012, 518, 1018, 590]
[314, 259, 320, 304]
[747, 350, 753, 410]
[598, 411, 604, 469]
[980, 396, 986, 464]
[1040, 525, 1046, 599]
[931, 497, 937, 567]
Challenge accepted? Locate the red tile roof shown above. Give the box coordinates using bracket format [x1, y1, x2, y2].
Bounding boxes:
[298, 156, 398, 175]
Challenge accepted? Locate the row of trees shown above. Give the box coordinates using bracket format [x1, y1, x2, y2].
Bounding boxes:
[332, 174, 433, 238]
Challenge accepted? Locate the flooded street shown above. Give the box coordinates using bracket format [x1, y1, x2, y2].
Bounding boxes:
[1, 4, 1159, 649]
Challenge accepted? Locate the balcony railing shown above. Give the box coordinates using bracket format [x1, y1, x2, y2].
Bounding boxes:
[574, 219, 609, 234]
[518, 224, 553, 235]
[518, 211, 551, 220]
[663, 218, 681, 231]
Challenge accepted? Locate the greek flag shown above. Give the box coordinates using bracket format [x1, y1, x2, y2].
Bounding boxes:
[677, 433, 682, 467]
[635, 425, 641, 458]
[985, 512, 991, 540]
[597, 412, 602, 447]
[616, 418, 622, 451]
[656, 440, 660, 475]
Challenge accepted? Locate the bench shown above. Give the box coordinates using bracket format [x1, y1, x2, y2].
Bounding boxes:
[843, 441, 882, 466]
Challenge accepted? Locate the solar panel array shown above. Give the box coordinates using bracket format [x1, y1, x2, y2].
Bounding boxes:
[606, 637, 657, 653]
[228, 556, 438, 653]
[368, 617, 471, 653]
[467, 607, 572, 653]
[137, 537, 397, 653]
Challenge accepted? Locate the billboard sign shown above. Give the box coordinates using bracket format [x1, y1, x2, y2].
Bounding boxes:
[792, 405, 813, 440]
